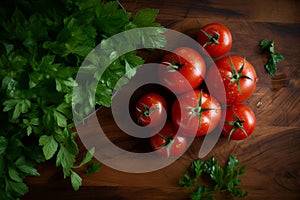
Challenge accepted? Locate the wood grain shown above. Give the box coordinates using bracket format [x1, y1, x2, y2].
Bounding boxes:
[23, 0, 300, 199]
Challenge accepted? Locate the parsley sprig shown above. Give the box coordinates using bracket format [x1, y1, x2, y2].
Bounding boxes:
[0, 0, 165, 199]
[259, 39, 284, 75]
[179, 156, 248, 200]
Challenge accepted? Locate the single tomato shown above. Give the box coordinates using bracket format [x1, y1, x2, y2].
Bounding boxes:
[150, 121, 188, 157]
[172, 90, 222, 137]
[222, 104, 256, 140]
[135, 93, 167, 127]
[197, 23, 232, 58]
[206, 56, 258, 104]
[158, 47, 206, 94]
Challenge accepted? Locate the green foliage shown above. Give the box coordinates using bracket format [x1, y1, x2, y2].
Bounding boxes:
[0, 0, 165, 199]
[259, 39, 284, 75]
[179, 156, 248, 200]
[86, 162, 102, 175]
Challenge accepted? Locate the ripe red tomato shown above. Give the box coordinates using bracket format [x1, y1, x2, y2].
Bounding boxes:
[197, 23, 232, 58]
[172, 90, 222, 137]
[158, 47, 206, 94]
[150, 121, 188, 157]
[222, 104, 256, 140]
[135, 93, 167, 127]
[206, 56, 258, 104]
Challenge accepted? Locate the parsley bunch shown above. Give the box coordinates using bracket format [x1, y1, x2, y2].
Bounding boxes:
[179, 156, 248, 200]
[0, 0, 165, 199]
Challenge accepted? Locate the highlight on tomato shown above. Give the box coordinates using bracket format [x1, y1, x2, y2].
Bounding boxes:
[222, 104, 256, 140]
[158, 47, 206, 94]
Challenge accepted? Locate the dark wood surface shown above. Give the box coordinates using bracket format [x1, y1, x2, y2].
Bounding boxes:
[24, 0, 300, 199]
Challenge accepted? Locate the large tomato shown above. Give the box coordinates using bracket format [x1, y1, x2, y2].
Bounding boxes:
[158, 47, 206, 94]
[222, 104, 256, 140]
[206, 56, 258, 104]
[150, 121, 188, 157]
[135, 93, 167, 127]
[172, 90, 222, 137]
[197, 23, 232, 58]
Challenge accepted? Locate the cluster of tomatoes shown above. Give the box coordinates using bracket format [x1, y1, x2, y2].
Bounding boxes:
[135, 23, 258, 157]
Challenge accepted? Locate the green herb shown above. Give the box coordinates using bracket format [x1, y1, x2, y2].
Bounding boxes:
[179, 156, 248, 200]
[86, 162, 102, 175]
[0, 0, 165, 199]
[259, 39, 284, 75]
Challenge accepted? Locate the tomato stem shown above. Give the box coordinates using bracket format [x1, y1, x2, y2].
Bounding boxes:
[187, 91, 216, 130]
[162, 55, 185, 72]
[225, 112, 248, 141]
[200, 29, 220, 48]
[136, 103, 159, 124]
[229, 57, 253, 92]
[157, 133, 175, 157]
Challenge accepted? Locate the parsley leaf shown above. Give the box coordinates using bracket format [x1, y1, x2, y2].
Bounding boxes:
[73, 147, 95, 169]
[133, 8, 160, 27]
[0, 137, 8, 155]
[179, 160, 204, 188]
[259, 39, 284, 75]
[86, 162, 102, 175]
[39, 135, 58, 160]
[56, 145, 76, 173]
[190, 186, 214, 200]
[6, 181, 29, 196]
[70, 171, 82, 191]
[8, 167, 22, 183]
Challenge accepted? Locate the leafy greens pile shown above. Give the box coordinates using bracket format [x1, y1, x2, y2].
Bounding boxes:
[0, 0, 165, 199]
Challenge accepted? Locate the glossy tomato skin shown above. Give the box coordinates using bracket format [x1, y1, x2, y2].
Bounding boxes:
[135, 93, 167, 127]
[150, 121, 187, 157]
[158, 47, 206, 94]
[172, 90, 222, 137]
[222, 104, 256, 140]
[206, 56, 258, 104]
[197, 23, 232, 58]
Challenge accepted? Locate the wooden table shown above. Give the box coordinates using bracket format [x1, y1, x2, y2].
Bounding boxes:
[24, 0, 300, 199]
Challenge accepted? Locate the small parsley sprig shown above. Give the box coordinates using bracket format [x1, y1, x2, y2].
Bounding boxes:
[259, 39, 284, 75]
[179, 156, 248, 200]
